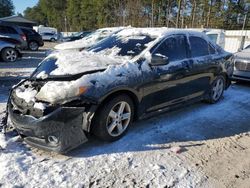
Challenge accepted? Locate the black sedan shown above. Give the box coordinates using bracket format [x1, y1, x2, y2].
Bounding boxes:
[6, 28, 233, 153]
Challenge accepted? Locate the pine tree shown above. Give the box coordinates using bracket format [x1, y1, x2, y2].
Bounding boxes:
[0, 0, 14, 17]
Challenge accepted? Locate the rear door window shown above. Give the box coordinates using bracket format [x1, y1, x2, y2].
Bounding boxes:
[22, 28, 33, 35]
[0, 26, 18, 34]
[5, 26, 18, 34]
[189, 36, 209, 57]
[152, 35, 188, 62]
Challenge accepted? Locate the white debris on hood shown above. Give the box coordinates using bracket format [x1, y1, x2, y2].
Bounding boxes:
[54, 27, 125, 50]
[15, 84, 37, 103]
[48, 50, 126, 76]
[36, 59, 153, 104]
[33, 102, 47, 110]
[36, 71, 48, 79]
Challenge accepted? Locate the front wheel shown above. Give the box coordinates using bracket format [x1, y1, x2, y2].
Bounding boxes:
[206, 75, 225, 104]
[50, 38, 56, 42]
[92, 95, 134, 141]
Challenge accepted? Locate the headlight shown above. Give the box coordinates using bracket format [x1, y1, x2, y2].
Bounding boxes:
[36, 81, 88, 104]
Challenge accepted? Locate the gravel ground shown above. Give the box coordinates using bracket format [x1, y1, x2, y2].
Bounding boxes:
[0, 45, 249, 188]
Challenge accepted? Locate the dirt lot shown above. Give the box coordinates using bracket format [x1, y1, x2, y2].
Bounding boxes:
[0, 44, 249, 187]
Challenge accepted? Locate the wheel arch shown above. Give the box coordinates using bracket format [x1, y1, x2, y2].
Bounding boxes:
[98, 89, 141, 120]
[220, 72, 230, 89]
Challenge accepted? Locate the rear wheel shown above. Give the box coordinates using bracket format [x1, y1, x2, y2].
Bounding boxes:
[206, 75, 225, 104]
[50, 38, 56, 42]
[1, 48, 18, 62]
[28, 41, 39, 51]
[92, 95, 134, 141]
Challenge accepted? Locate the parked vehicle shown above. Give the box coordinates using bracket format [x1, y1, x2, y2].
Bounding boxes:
[20, 27, 44, 51]
[33, 25, 57, 35]
[54, 27, 126, 50]
[7, 28, 233, 153]
[41, 32, 58, 42]
[0, 35, 22, 47]
[62, 31, 92, 42]
[0, 21, 27, 49]
[232, 47, 250, 81]
[0, 40, 22, 62]
[205, 29, 225, 49]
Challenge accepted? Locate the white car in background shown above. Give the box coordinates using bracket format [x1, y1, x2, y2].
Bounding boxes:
[54, 27, 127, 51]
[41, 32, 58, 42]
[205, 29, 225, 49]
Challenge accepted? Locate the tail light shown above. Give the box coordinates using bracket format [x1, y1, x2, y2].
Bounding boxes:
[21, 34, 26, 41]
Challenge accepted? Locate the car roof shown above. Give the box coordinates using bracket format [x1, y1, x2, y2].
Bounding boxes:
[114, 27, 209, 39]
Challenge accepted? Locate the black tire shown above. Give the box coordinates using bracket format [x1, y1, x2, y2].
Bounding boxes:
[92, 95, 134, 142]
[206, 75, 225, 104]
[50, 38, 56, 42]
[1, 48, 18, 62]
[28, 41, 39, 51]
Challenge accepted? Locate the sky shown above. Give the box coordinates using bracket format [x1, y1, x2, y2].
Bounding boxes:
[12, 0, 38, 14]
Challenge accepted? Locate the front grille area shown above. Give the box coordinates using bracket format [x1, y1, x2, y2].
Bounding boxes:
[235, 61, 250, 72]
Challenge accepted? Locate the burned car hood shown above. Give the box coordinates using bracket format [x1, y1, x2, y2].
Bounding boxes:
[234, 49, 250, 60]
[32, 50, 129, 80]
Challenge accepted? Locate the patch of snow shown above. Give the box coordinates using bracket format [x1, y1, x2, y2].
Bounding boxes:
[47, 50, 126, 76]
[36, 61, 145, 104]
[33, 102, 46, 110]
[36, 71, 48, 79]
[54, 27, 126, 50]
[155, 53, 167, 58]
[15, 84, 37, 103]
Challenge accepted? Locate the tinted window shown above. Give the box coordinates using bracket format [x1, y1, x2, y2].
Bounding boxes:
[6, 26, 18, 34]
[206, 34, 218, 44]
[89, 35, 155, 57]
[189, 36, 209, 57]
[0, 26, 6, 33]
[0, 26, 17, 34]
[21, 28, 33, 35]
[152, 35, 188, 61]
[31, 57, 58, 78]
[208, 43, 216, 54]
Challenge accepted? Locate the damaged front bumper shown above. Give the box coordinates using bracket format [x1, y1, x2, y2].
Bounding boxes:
[8, 105, 88, 153]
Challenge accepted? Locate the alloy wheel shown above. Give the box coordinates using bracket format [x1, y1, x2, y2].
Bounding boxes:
[212, 78, 224, 101]
[5, 49, 17, 62]
[29, 41, 39, 51]
[106, 101, 131, 137]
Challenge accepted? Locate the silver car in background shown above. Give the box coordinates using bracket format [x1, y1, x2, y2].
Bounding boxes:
[232, 47, 250, 81]
[0, 40, 21, 62]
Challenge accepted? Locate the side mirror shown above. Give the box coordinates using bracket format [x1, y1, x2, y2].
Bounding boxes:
[150, 54, 169, 66]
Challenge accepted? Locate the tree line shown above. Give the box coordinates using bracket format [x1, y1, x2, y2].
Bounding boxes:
[0, 0, 14, 18]
[21, 0, 250, 31]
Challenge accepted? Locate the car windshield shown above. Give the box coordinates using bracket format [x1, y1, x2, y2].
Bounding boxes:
[31, 57, 58, 79]
[31, 34, 155, 79]
[88, 34, 155, 57]
[72, 32, 83, 37]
